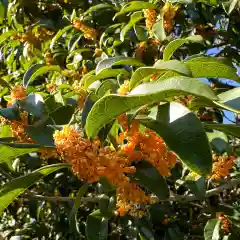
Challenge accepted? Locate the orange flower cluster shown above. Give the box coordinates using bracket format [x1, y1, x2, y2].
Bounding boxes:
[143, 8, 157, 30]
[53, 125, 154, 216]
[119, 80, 130, 96]
[35, 27, 55, 41]
[161, 3, 179, 33]
[219, 214, 231, 233]
[94, 48, 102, 57]
[8, 85, 27, 106]
[1, 86, 58, 159]
[210, 153, 236, 181]
[72, 20, 97, 40]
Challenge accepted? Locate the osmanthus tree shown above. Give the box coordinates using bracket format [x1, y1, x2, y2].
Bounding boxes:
[0, 0, 240, 239]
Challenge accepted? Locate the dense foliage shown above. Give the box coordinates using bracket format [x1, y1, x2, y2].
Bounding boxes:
[0, 0, 240, 239]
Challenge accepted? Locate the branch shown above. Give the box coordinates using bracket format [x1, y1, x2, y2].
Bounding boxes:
[21, 178, 240, 204]
[169, 178, 240, 202]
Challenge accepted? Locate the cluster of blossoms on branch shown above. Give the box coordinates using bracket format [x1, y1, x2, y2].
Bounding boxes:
[53, 116, 177, 216]
[0, 85, 58, 159]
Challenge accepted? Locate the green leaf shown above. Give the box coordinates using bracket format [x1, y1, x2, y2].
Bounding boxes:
[152, 18, 166, 41]
[23, 63, 46, 87]
[69, 183, 89, 235]
[0, 1, 5, 25]
[134, 25, 148, 41]
[50, 25, 73, 49]
[204, 219, 221, 240]
[120, 11, 144, 41]
[84, 3, 117, 15]
[129, 60, 191, 89]
[184, 56, 240, 82]
[114, 1, 156, 18]
[163, 35, 204, 61]
[141, 103, 212, 176]
[85, 77, 218, 138]
[132, 161, 169, 199]
[25, 125, 55, 147]
[0, 163, 70, 215]
[0, 145, 38, 164]
[96, 79, 118, 98]
[0, 105, 20, 121]
[84, 69, 129, 89]
[204, 123, 240, 138]
[86, 210, 108, 240]
[218, 87, 240, 110]
[26, 65, 61, 86]
[96, 56, 144, 74]
[50, 105, 75, 125]
[0, 30, 16, 45]
[98, 194, 110, 217]
[185, 173, 206, 199]
[207, 131, 229, 154]
[19, 93, 45, 118]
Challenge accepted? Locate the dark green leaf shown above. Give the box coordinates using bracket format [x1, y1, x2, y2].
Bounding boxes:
[23, 64, 45, 88]
[86, 77, 218, 138]
[50, 105, 75, 125]
[50, 25, 73, 49]
[185, 174, 206, 199]
[0, 163, 70, 215]
[0, 1, 5, 25]
[84, 4, 117, 15]
[19, 93, 45, 118]
[120, 11, 144, 41]
[27, 65, 61, 86]
[207, 131, 229, 154]
[132, 161, 169, 199]
[86, 210, 108, 240]
[0, 105, 20, 121]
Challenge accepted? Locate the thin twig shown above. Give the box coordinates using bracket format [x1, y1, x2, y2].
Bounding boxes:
[20, 178, 240, 203]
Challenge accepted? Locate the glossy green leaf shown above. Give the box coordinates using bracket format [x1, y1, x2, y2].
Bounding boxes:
[185, 173, 206, 199]
[50, 25, 73, 49]
[163, 35, 204, 61]
[86, 77, 218, 138]
[207, 131, 229, 154]
[0, 105, 20, 121]
[96, 79, 118, 98]
[134, 25, 148, 41]
[19, 93, 45, 118]
[96, 56, 144, 74]
[69, 183, 89, 235]
[114, 1, 156, 18]
[129, 60, 192, 89]
[84, 69, 129, 89]
[26, 65, 61, 86]
[141, 103, 212, 176]
[218, 87, 240, 110]
[204, 219, 221, 240]
[0, 30, 16, 45]
[152, 17, 166, 41]
[184, 56, 240, 82]
[50, 105, 75, 125]
[0, 163, 70, 215]
[98, 194, 110, 217]
[120, 11, 144, 41]
[0, 1, 5, 24]
[132, 161, 169, 199]
[204, 123, 240, 138]
[86, 210, 108, 240]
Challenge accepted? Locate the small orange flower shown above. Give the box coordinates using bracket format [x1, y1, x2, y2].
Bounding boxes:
[210, 153, 236, 181]
[119, 80, 130, 96]
[218, 214, 231, 233]
[72, 20, 97, 40]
